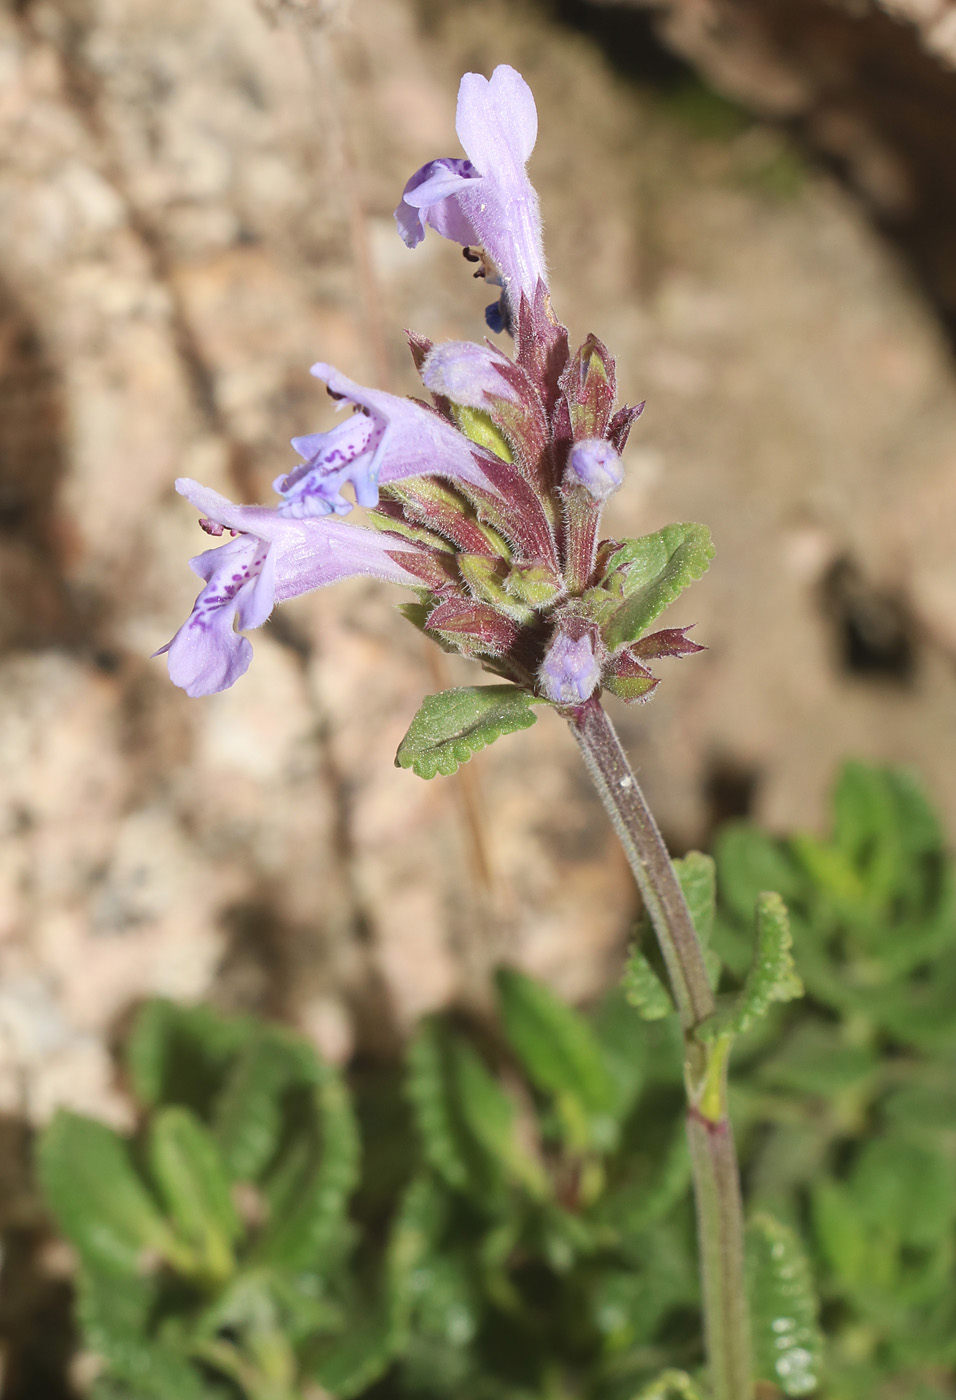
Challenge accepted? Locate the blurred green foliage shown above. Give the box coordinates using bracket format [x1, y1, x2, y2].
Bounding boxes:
[38, 763, 956, 1399]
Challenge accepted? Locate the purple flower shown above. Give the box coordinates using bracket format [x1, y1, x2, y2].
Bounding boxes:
[421, 341, 520, 409]
[274, 362, 498, 518]
[539, 624, 603, 705]
[157, 479, 427, 697]
[567, 439, 624, 501]
[395, 65, 546, 329]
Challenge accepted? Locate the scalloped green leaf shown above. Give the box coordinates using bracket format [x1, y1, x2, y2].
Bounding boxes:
[601, 523, 715, 650]
[310, 1298, 395, 1399]
[496, 967, 619, 1152]
[256, 1068, 359, 1272]
[702, 892, 803, 1040]
[406, 1019, 506, 1200]
[396, 686, 541, 779]
[212, 1028, 321, 1183]
[676, 850, 721, 985]
[76, 1269, 209, 1400]
[147, 1106, 240, 1284]
[747, 1212, 824, 1397]
[125, 998, 255, 1115]
[623, 950, 673, 1020]
[38, 1112, 178, 1278]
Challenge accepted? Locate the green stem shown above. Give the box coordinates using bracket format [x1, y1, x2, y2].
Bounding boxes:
[567, 696, 752, 1400]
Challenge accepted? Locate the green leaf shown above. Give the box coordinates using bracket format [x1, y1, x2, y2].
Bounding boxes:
[257, 1067, 360, 1272]
[623, 950, 673, 1020]
[311, 1298, 395, 1399]
[496, 967, 619, 1152]
[632, 1369, 705, 1399]
[212, 1028, 322, 1182]
[406, 1019, 505, 1199]
[714, 824, 805, 926]
[76, 1269, 209, 1400]
[676, 851, 721, 984]
[811, 1179, 871, 1292]
[675, 851, 716, 944]
[757, 1021, 878, 1097]
[627, 854, 718, 1018]
[147, 1107, 240, 1284]
[388, 1174, 450, 1340]
[600, 523, 715, 650]
[448, 1038, 548, 1195]
[38, 1112, 176, 1277]
[747, 1212, 824, 1397]
[450, 403, 514, 462]
[126, 999, 254, 1115]
[590, 986, 648, 1120]
[395, 686, 541, 779]
[703, 892, 803, 1040]
[851, 1138, 956, 1246]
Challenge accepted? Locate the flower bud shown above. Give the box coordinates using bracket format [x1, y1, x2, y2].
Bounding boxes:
[566, 438, 623, 501]
[422, 341, 518, 408]
[539, 624, 602, 705]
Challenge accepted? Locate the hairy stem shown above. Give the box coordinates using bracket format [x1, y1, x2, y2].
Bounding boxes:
[567, 696, 752, 1400]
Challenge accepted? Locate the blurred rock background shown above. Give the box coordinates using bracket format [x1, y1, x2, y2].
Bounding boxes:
[1, 0, 956, 1145]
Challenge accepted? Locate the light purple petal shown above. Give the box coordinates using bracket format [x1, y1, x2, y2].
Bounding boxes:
[161, 483, 430, 696]
[394, 66, 547, 321]
[164, 609, 254, 698]
[567, 439, 624, 500]
[161, 531, 269, 698]
[396, 158, 479, 248]
[309, 363, 500, 500]
[456, 66, 537, 178]
[269, 515, 427, 599]
[276, 413, 385, 517]
[235, 538, 277, 630]
[539, 629, 602, 705]
[421, 341, 519, 408]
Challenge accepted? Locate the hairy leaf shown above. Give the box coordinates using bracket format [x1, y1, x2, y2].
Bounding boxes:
[311, 1299, 395, 1399]
[406, 1019, 505, 1199]
[125, 999, 254, 1115]
[600, 523, 715, 651]
[257, 1068, 359, 1272]
[147, 1107, 240, 1283]
[703, 893, 803, 1040]
[623, 950, 673, 1020]
[676, 850, 721, 985]
[396, 686, 541, 779]
[39, 1112, 177, 1277]
[496, 967, 619, 1151]
[747, 1212, 824, 1397]
[212, 1029, 321, 1183]
[77, 1270, 209, 1400]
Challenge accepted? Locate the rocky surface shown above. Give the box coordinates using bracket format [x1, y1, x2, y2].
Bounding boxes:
[607, 0, 956, 336]
[1, 0, 956, 1131]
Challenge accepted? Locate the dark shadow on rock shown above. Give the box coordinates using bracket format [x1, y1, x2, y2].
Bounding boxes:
[821, 556, 918, 685]
[0, 1115, 77, 1400]
[556, 0, 956, 353]
[0, 280, 77, 655]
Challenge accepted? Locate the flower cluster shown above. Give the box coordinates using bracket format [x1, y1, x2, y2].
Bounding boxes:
[159, 65, 707, 706]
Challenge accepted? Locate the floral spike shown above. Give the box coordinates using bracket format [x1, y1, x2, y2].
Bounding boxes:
[160, 63, 709, 709]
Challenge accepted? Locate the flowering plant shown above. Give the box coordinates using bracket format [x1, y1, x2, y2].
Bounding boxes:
[156, 63, 806, 1400]
[158, 64, 709, 730]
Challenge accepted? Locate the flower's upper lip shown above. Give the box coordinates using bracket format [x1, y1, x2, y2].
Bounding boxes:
[393, 65, 546, 321]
